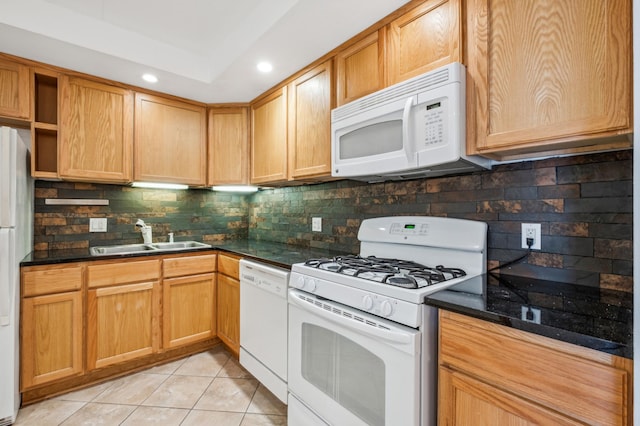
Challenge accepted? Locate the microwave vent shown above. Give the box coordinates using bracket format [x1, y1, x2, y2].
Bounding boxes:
[332, 63, 461, 122]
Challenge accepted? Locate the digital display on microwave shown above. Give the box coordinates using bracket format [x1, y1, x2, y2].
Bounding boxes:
[426, 102, 441, 110]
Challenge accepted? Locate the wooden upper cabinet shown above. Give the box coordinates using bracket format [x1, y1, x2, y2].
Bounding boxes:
[0, 58, 30, 120]
[467, 0, 632, 159]
[208, 107, 249, 185]
[250, 86, 288, 184]
[134, 93, 207, 186]
[59, 77, 133, 183]
[288, 60, 333, 180]
[387, 0, 461, 85]
[335, 30, 386, 106]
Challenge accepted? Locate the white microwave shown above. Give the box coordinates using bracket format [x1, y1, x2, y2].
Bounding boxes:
[331, 62, 491, 182]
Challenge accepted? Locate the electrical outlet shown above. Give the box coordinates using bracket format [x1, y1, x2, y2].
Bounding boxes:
[89, 218, 107, 233]
[521, 306, 541, 324]
[312, 217, 322, 232]
[521, 223, 541, 250]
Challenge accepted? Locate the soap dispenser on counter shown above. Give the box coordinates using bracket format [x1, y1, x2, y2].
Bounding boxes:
[135, 219, 153, 244]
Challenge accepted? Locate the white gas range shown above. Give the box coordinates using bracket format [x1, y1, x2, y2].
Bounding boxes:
[287, 216, 487, 426]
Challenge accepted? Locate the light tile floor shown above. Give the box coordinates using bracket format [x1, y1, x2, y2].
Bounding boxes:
[15, 346, 287, 426]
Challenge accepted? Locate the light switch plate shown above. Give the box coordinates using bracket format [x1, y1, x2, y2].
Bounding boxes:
[90, 218, 107, 232]
[312, 217, 322, 232]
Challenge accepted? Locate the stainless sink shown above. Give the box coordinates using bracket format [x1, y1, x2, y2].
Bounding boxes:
[90, 241, 211, 256]
[150, 241, 211, 250]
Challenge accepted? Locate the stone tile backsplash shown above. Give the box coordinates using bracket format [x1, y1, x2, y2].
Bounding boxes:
[34, 149, 632, 291]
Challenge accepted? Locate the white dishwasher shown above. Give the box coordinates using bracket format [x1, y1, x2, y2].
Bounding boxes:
[239, 259, 290, 404]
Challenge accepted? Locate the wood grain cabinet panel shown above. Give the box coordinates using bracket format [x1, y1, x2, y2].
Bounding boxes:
[466, 0, 632, 159]
[87, 281, 160, 370]
[22, 265, 82, 297]
[162, 254, 217, 349]
[21, 264, 84, 390]
[134, 93, 207, 186]
[59, 76, 133, 183]
[217, 253, 240, 279]
[335, 30, 386, 106]
[216, 274, 240, 357]
[21, 291, 83, 389]
[0, 58, 30, 120]
[216, 253, 241, 357]
[387, 0, 461, 85]
[163, 273, 216, 349]
[208, 107, 249, 185]
[438, 311, 633, 425]
[163, 254, 217, 278]
[87, 259, 160, 288]
[250, 86, 288, 184]
[288, 60, 333, 180]
[439, 367, 583, 426]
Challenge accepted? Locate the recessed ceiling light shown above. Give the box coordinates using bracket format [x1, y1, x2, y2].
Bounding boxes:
[256, 61, 273, 73]
[142, 73, 158, 83]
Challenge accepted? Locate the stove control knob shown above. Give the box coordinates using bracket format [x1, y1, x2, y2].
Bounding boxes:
[306, 279, 317, 292]
[362, 295, 374, 310]
[381, 300, 393, 317]
[294, 275, 305, 289]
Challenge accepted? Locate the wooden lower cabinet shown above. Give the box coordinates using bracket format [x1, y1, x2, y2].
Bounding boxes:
[216, 254, 241, 357]
[87, 281, 161, 370]
[439, 367, 583, 425]
[21, 265, 84, 390]
[21, 291, 83, 389]
[163, 254, 217, 349]
[20, 251, 228, 403]
[438, 311, 633, 425]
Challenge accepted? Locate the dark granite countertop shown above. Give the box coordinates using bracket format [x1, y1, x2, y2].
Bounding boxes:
[425, 273, 633, 359]
[21, 240, 351, 270]
[209, 240, 351, 268]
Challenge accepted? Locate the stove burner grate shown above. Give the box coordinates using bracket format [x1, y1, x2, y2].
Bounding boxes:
[305, 255, 466, 289]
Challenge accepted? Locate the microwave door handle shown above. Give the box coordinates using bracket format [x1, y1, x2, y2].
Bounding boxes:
[402, 96, 416, 162]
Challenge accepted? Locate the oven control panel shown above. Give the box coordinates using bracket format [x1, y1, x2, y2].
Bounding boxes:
[389, 222, 429, 236]
[289, 271, 422, 328]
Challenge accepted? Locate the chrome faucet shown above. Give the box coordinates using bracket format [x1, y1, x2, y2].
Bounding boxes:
[135, 219, 153, 244]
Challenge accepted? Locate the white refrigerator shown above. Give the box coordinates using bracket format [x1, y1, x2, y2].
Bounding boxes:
[0, 127, 33, 425]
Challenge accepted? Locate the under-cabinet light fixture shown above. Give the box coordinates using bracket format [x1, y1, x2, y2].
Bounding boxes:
[211, 185, 259, 193]
[142, 73, 158, 83]
[132, 182, 188, 190]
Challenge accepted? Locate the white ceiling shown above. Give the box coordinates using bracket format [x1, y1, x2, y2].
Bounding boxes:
[0, 0, 410, 103]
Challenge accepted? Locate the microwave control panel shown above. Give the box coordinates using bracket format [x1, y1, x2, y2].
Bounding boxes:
[419, 100, 446, 148]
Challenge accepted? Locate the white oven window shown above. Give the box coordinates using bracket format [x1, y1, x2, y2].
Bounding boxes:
[339, 120, 402, 159]
[301, 323, 385, 426]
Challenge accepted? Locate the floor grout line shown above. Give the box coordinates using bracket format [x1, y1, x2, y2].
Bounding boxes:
[16, 347, 287, 426]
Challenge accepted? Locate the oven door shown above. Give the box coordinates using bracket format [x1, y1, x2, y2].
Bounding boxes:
[288, 289, 421, 426]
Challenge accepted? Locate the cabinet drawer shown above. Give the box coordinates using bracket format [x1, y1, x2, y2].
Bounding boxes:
[22, 266, 83, 297]
[217, 254, 240, 279]
[163, 254, 217, 278]
[439, 311, 632, 426]
[88, 259, 160, 288]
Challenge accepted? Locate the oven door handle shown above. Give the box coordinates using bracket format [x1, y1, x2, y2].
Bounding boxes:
[289, 292, 418, 349]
